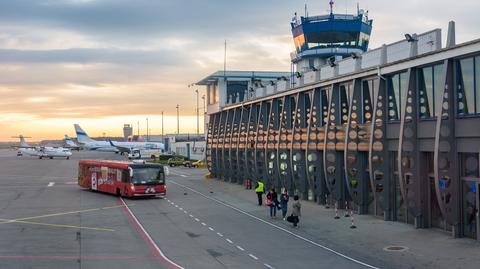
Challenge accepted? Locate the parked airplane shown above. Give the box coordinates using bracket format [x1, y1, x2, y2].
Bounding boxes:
[74, 124, 164, 153]
[74, 124, 119, 152]
[14, 135, 72, 159]
[64, 135, 81, 151]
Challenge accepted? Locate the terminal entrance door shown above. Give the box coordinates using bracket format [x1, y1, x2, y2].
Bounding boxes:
[462, 179, 479, 240]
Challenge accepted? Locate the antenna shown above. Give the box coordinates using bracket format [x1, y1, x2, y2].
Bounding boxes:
[224, 39, 227, 79]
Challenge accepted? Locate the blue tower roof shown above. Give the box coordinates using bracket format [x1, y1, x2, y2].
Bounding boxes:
[291, 8, 373, 63]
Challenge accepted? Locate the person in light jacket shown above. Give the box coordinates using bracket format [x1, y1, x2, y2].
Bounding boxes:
[291, 195, 301, 228]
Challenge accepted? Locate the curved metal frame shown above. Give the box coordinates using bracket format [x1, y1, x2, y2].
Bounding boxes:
[291, 92, 309, 198]
[278, 95, 295, 194]
[397, 68, 423, 225]
[323, 83, 345, 202]
[306, 87, 329, 203]
[368, 77, 391, 217]
[344, 78, 372, 213]
[266, 98, 281, 190]
[434, 59, 459, 232]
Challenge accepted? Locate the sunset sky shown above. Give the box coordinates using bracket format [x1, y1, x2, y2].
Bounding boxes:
[0, 0, 479, 141]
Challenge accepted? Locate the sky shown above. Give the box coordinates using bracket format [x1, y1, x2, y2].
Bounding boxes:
[0, 0, 479, 141]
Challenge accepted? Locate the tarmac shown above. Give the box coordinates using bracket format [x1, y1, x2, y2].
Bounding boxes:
[0, 149, 479, 269]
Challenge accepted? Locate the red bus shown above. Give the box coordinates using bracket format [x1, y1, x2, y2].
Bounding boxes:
[78, 160, 167, 198]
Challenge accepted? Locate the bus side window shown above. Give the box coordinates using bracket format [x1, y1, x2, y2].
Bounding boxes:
[122, 170, 129, 183]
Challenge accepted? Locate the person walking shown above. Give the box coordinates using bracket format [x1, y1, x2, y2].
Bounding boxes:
[279, 189, 289, 220]
[266, 188, 279, 218]
[255, 179, 265, 206]
[291, 195, 301, 228]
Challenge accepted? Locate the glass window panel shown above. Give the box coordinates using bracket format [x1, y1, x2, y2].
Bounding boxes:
[387, 75, 400, 121]
[400, 72, 408, 118]
[419, 67, 433, 118]
[476, 57, 480, 113]
[458, 58, 475, 115]
[433, 64, 444, 116]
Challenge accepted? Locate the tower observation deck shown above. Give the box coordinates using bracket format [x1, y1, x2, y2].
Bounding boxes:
[291, 1, 373, 71]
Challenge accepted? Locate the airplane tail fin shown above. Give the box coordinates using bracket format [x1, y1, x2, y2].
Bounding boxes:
[19, 135, 31, 148]
[64, 135, 77, 147]
[74, 124, 95, 144]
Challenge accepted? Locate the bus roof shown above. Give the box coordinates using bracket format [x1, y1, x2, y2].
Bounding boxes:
[79, 160, 163, 170]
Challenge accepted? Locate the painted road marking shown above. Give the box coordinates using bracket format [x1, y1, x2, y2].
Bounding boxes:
[208, 227, 214, 231]
[47, 182, 55, 187]
[216, 232, 223, 237]
[180, 175, 187, 178]
[236, 246, 244, 251]
[0, 218, 114, 232]
[226, 239, 233, 244]
[248, 254, 258, 260]
[179, 207, 183, 210]
[170, 180, 380, 269]
[264, 263, 275, 269]
[120, 198, 184, 269]
[189, 214, 194, 218]
[201, 222, 206, 226]
[183, 210, 188, 214]
[195, 218, 199, 222]
[0, 205, 125, 225]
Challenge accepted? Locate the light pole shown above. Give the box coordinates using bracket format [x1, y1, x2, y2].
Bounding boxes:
[161, 111, 164, 138]
[146, 117, 149, 141]
[176, 104, 180, 134]
[202, 94, 206, 114]
[195, 89, 199, 135]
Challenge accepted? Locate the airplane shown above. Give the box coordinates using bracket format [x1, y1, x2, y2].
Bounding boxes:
[64, 135, 81, 151]
[74, 124, 164, 153]
[74, 124, 119, 152]
[13, 135, 73, 159]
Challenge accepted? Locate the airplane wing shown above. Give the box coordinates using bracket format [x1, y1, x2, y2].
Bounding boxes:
[108, 139, 132, 153]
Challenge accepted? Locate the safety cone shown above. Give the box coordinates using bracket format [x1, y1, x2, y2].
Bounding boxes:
[334, 202, 340, 219]
[344, 201, 350, 217]
[350, 210, 357, 229]
[325, 194, 330, 209]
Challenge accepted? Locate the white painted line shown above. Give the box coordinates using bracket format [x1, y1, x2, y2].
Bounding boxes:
[195, 218, 199, 222]
[226, 238, 233, 244]
[180, 175, 187, 178]
[201, 222, 206, 226]
[236, 246, 244, 251]
[47, 182, 55, 187]
[119, 198, 184, 269]
[65, 181, 77, 185]
[264, 263, 274, 269]
[248, 254, 258, 260]
[174, 205, 178, 208]
[189, 214, 194, 218]
[183, 211, 188, 214]
[179, 207, 183, 210]
[170, 180, 380, 269]
[216, 232, 223, 237]
[208, 227, 214, 231]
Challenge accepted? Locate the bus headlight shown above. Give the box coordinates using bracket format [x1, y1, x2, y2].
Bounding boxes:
[130, 184, 135, 191]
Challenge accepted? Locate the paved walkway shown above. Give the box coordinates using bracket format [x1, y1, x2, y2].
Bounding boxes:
[172, 169, 480, 269]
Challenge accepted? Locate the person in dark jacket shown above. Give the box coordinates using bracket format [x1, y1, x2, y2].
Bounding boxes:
[266, 188, 279, 218]
[279, 189, 289, 220]
[291, 195, 301, 227]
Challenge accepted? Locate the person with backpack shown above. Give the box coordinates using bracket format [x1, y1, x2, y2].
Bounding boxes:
[279, 189, 289, 220]
[266, 188, 279, 218]
[291, 195, 301, 227]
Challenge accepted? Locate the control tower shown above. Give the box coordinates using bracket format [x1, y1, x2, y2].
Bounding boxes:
[291, 1, 373, 72]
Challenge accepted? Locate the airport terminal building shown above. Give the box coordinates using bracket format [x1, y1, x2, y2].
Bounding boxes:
[199, 7, 480, 240]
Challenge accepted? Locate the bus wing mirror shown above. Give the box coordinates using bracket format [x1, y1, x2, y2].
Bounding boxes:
[128, 167, 133, 177]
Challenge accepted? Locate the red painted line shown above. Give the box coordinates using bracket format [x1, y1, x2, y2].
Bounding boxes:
[119, 198, 184, 269]
[0, 255, 157, 260]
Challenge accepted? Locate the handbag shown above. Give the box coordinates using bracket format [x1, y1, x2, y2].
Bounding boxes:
[286, 215, 294, 223]
[265, 199, 273, 206]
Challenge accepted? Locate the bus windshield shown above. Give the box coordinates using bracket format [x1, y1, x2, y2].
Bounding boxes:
[131, 168, 165, 185]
